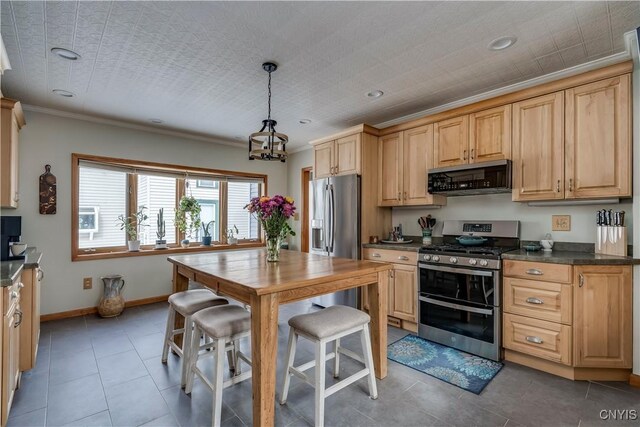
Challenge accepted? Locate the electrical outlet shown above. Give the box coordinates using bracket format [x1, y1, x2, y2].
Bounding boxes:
[83, 277, 93, 289]
[552, 215, 571, 231]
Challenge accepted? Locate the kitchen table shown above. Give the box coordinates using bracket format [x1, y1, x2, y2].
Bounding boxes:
[168, 249, 391, 427]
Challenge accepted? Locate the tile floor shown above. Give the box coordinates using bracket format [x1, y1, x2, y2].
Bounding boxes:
[7, 300, 640, 427]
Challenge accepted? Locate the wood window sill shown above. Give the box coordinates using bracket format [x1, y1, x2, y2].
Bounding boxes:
[72, 242, 265, 262]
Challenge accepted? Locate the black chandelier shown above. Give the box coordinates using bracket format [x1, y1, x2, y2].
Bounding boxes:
[249, 62, 288, 162]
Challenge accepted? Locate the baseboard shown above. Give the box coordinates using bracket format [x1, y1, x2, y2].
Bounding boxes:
[41, 294, 170, 322]
[630, 373, 640, 388]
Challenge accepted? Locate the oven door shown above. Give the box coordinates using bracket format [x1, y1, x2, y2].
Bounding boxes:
[419, 262, 499, 306]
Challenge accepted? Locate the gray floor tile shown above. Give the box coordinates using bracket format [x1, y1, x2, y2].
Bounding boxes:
[222, 380, 301, 426]
[49, 348, 99, 386]
[7, 408, 46, 427]
[97, 349, 148, 388]
[138, 413, 180, 427]
[130, 332, 166, 360]
[160, 382, 237, 426]
[47, 373, 108, 426]
[50, 330, 93, 356]
[8, 370, 48, 417]
[104, 375, 170, 427]
[63, 410, 112, 426]
[143, 355, 182, 391]
[31, 344, 51, 374]
[92, 333, 135, 360]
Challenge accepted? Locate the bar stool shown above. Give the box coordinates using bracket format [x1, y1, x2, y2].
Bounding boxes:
[184, 305, 252, 427]
[280, 305, 378, 427]
[162, 289, 229, 387]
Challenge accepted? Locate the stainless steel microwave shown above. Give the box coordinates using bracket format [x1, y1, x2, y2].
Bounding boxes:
[428, 159, 512, 196]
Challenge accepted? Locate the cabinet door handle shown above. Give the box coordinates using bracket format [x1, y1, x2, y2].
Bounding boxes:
[579, 273, 584, 287]
[17, 282, 24, 289]
[470, 149, 475, 160]
[556, 180, 560, 192]
[526, 268, 543, 276]
[13, 192, 19, 202]
[389, 270, 394, 279]
[463, 150, 467, 161]
[37, 269, 44, 281]
[10, 291, 18, 300]
[526, 297, 544, 305]
[371, 253, 381, 258]
[14, 310, 23, 328]
[525, 336, 543, 344]
[398, 256, 409, 261]
[404, 191, 408, 200]
[397, 192, 401, 201]
[569, 179, 573, 192]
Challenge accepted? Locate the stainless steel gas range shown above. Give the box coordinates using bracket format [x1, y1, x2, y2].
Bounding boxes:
[417, 220, 520, 361]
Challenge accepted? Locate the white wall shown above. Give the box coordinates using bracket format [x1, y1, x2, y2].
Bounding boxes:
[285, 148, 313, 251]
[9, 111, 287, 315]
[392, 195, 633, 243]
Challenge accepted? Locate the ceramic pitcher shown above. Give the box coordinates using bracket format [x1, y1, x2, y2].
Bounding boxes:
[98, 275, 126, 317]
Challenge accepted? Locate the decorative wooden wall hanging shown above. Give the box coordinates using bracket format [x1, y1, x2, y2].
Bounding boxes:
[39, 164, 57, 214]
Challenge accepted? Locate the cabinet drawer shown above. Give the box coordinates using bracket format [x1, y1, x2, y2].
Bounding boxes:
[504, 277, 572, 324]
[503, 313, 571, 365]
[363, 248, 416, 265]
[504, 260, 572, 284]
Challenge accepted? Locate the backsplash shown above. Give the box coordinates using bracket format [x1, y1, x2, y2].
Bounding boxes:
[391, 193, 633, 243]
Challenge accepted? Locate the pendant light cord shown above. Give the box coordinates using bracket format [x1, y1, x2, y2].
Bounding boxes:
[267, 70, 272, 123]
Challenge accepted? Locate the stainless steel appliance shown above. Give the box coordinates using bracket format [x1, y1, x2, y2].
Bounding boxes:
[310, 174, 360, 308]
[418, 220, 519, 361]
[428, 159, 512, 196]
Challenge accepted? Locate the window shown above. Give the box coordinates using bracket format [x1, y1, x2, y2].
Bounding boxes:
[72, 154, 267, 260]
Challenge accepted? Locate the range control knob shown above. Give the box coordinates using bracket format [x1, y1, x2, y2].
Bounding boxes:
[449, 257, 458, 264]
[423, 254, 432, 261]
[432, 255, 440, 262]
[468, 258, 477, 266]
[479, 259, 489, 267]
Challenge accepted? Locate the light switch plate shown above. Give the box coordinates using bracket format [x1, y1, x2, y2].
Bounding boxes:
[552, 215, 571, 231]
[293, 213, 300, 221]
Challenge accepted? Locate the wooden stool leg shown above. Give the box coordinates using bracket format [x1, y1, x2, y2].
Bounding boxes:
[185, 324, 201, 394]
[212, 338, 226, 427]
[162, 307, 175, 363]
[180, 315, 193, 388]
[279, 328, 297, 405]
[333, 338, 341, 378]
[315, 340, 326, 427]
[361, 323, 378, 399]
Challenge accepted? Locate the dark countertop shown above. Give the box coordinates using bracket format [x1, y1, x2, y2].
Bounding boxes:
[362, 242, 422, 252]
[502, 249, 640, 265]
[1, 249, 43, 287]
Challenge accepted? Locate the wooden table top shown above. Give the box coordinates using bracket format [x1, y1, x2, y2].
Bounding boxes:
[168, 249, 391, 296]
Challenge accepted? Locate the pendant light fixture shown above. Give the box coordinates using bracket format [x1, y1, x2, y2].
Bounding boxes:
[249, 62, 288, 162]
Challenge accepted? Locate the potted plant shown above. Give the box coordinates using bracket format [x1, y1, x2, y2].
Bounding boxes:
[202, 220, 214, 246]
[227, 225, 239, 245]
[117, 206, 148, 251]
[245, 195, 296, 262]
[155, 208, 167, 249]
[175, 195, 201, 248]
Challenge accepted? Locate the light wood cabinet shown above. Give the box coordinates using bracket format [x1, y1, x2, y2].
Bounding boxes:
[503, 260, 633, 381]
[1, 98, 25, 209]
[512, 92, 565, 201]
[19, 267, 42, 372]
[469, 105, 511, 164]
[434, 115, 468, 168]
[312, 134, 361, 179]
[573, 265, 632, 369]
[2, 280, 22, 426]
[565, 75, 631, 199]
[378, 126, 445, 207]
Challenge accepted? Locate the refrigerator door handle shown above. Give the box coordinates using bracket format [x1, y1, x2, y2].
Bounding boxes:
[329, 183, 336, 252]
[324, 182, 330, 253]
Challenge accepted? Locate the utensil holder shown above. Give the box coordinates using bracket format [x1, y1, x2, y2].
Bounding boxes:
[595, 226, 627, 256]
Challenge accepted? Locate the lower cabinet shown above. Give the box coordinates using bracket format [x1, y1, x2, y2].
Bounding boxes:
[2, 279, 22, 426]
[362, 248, 417, 332]
[503, 260, 632, 381]
[19, 267, 42, 372]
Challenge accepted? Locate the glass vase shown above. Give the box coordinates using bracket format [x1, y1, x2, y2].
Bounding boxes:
[266, 235, 282, 262]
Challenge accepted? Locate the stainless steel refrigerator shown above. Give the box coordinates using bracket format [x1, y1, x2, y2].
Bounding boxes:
[309, 174, 360, 308]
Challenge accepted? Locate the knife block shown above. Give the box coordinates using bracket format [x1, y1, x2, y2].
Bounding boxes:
[595, 226, 627, 256]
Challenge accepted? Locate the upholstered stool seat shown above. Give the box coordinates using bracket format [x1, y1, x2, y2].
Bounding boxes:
[192, 305, 252, 338]
[280, 305, 378, 427]
[162, 289, 229, 388]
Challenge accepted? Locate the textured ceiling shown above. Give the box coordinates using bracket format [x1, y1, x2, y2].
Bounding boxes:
[1, 1, 639, 149]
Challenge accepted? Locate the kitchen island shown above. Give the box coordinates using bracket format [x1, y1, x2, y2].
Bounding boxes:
[168, 249, 391, 427]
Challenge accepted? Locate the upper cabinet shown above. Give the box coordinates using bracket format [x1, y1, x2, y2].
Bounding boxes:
[312, 133, 361, 179]
[433, 115, 468, 168]
[565, 75, 631, 199]
[1, 98, 25, 209]
[469, 105, 511, 164]
[513, 74, 631, 202]
[378, 126, 446, 207]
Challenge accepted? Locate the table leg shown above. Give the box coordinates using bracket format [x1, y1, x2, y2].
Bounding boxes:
[250, 292, 280, 427]
[172, 265, 189, 347]
[367, 270, 388, 379]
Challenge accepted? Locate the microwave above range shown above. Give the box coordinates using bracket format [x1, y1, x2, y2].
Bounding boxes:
[428, 159, 512, 196]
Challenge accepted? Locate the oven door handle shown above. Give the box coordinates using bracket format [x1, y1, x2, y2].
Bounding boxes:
[418, 263, 495, 277]
[419, 296, 494, 315]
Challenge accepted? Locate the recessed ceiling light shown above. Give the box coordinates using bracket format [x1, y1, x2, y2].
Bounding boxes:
[299, 119, 312, 124]
[51, 47, 81, 61]
[366, 90, 384, 98]
[52, 89, 74, 98]
[149, 118, 164, 124]
[488, 36, 517, 51]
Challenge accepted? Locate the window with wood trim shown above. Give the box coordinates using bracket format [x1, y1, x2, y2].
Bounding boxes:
[72, 154, 267, 261]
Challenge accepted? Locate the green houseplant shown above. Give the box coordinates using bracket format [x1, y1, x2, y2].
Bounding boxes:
[202, 220, 214, 246]
[116, 206, 148, 251]
[175, 196, 201, 247]
[155, 208, 167, 249]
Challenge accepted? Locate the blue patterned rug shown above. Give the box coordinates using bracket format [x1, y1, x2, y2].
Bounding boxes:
[387, 335, 503, 394]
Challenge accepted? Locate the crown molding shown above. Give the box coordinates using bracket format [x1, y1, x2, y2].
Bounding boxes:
[373, 47, 634, 129]
[21, 104, 246, 150]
